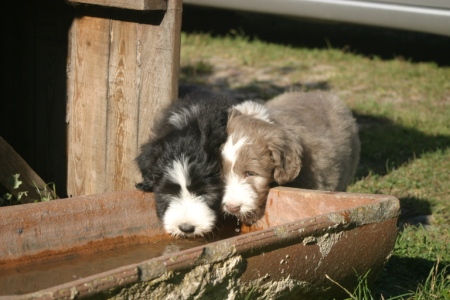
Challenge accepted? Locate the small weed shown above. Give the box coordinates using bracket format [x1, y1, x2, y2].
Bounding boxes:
[327, 271, 376, 300]
[33, 181, 57, 202]
[244, 285, 256, 300]
[0, 174, 57, 206]
[413, 259, 450, 300]
[329, 263, 449, 300]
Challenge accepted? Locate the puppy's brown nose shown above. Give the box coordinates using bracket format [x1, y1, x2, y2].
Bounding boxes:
[178, 223, 195, 234]
[225, 204, 241, 213]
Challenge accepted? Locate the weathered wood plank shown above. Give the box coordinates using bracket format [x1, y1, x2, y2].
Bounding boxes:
[105, 20, 140, 191]
[67, 16, 111, 197]
[67, 0, 167, 11]
[136, 0, 182, 148]
[67, 0, 182, 196]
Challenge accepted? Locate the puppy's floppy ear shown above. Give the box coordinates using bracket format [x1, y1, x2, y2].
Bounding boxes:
[267, 127, 303, 185]
[135, 140, 164, 191]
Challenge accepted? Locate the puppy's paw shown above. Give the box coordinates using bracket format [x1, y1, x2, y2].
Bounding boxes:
[240, 213, 262, 227]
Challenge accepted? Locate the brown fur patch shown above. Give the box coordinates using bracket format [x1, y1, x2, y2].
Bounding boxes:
[222, 91, 360, 225]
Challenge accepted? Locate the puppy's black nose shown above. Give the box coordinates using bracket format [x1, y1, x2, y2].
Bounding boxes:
[179, 223, 195, 234]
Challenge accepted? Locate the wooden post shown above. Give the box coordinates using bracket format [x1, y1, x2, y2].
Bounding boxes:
[66, 0, 182, 196]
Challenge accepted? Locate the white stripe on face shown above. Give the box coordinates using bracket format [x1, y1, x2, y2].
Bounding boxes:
[167, 156, 191, 197]
[222, 135, 248, 170]
[222, 173, 258, 215]
[163, 156, 216, 236]
[221, 136, 258, 216]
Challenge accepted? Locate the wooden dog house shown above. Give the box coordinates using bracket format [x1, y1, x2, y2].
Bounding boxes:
[1, 0, 182, 198]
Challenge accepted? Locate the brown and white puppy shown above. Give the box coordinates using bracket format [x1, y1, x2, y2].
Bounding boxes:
[221, 91, 360, 225]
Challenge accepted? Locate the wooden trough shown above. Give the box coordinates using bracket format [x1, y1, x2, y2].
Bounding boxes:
[0, 187, 400, 299]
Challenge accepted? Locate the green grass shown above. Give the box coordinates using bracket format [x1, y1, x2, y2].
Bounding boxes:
[180, 11, 450, 299]
[329, 258, 450, 300]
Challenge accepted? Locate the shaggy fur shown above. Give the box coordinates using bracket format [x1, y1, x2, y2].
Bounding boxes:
[221, 91, 360, 225]
[136, 89, 240, 237]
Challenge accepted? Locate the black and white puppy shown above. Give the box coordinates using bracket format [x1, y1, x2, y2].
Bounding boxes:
[136, 89, 240, 237]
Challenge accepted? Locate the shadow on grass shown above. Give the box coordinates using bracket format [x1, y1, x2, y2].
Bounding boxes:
[182, 5, 450, 66]
[342, 112, 449, 225]
[398, 196, 433, 227]
[180, 61, 332, 101]
[353, 112, 450, 178]
[373, 255, 449, 298]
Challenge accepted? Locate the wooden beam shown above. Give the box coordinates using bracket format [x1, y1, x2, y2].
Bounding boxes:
[67, 0, 167, 11]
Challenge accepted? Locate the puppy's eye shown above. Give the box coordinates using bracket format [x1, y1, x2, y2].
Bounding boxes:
[245, 171, 256, 177]
[160, 182, 181, 195]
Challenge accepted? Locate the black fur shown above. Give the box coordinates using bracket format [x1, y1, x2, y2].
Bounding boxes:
[135, 88, 240, 235]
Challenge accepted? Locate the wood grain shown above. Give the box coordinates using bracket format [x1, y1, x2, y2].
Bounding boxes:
[136, 0, 182, 148]
[67, 0, 167, 11]
[67, 0, 182, 196]
[105, 20, 139, 191]
[67, 16, 111, 196]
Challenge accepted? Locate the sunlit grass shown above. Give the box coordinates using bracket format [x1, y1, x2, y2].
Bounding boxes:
[180, 28, 450, 299]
